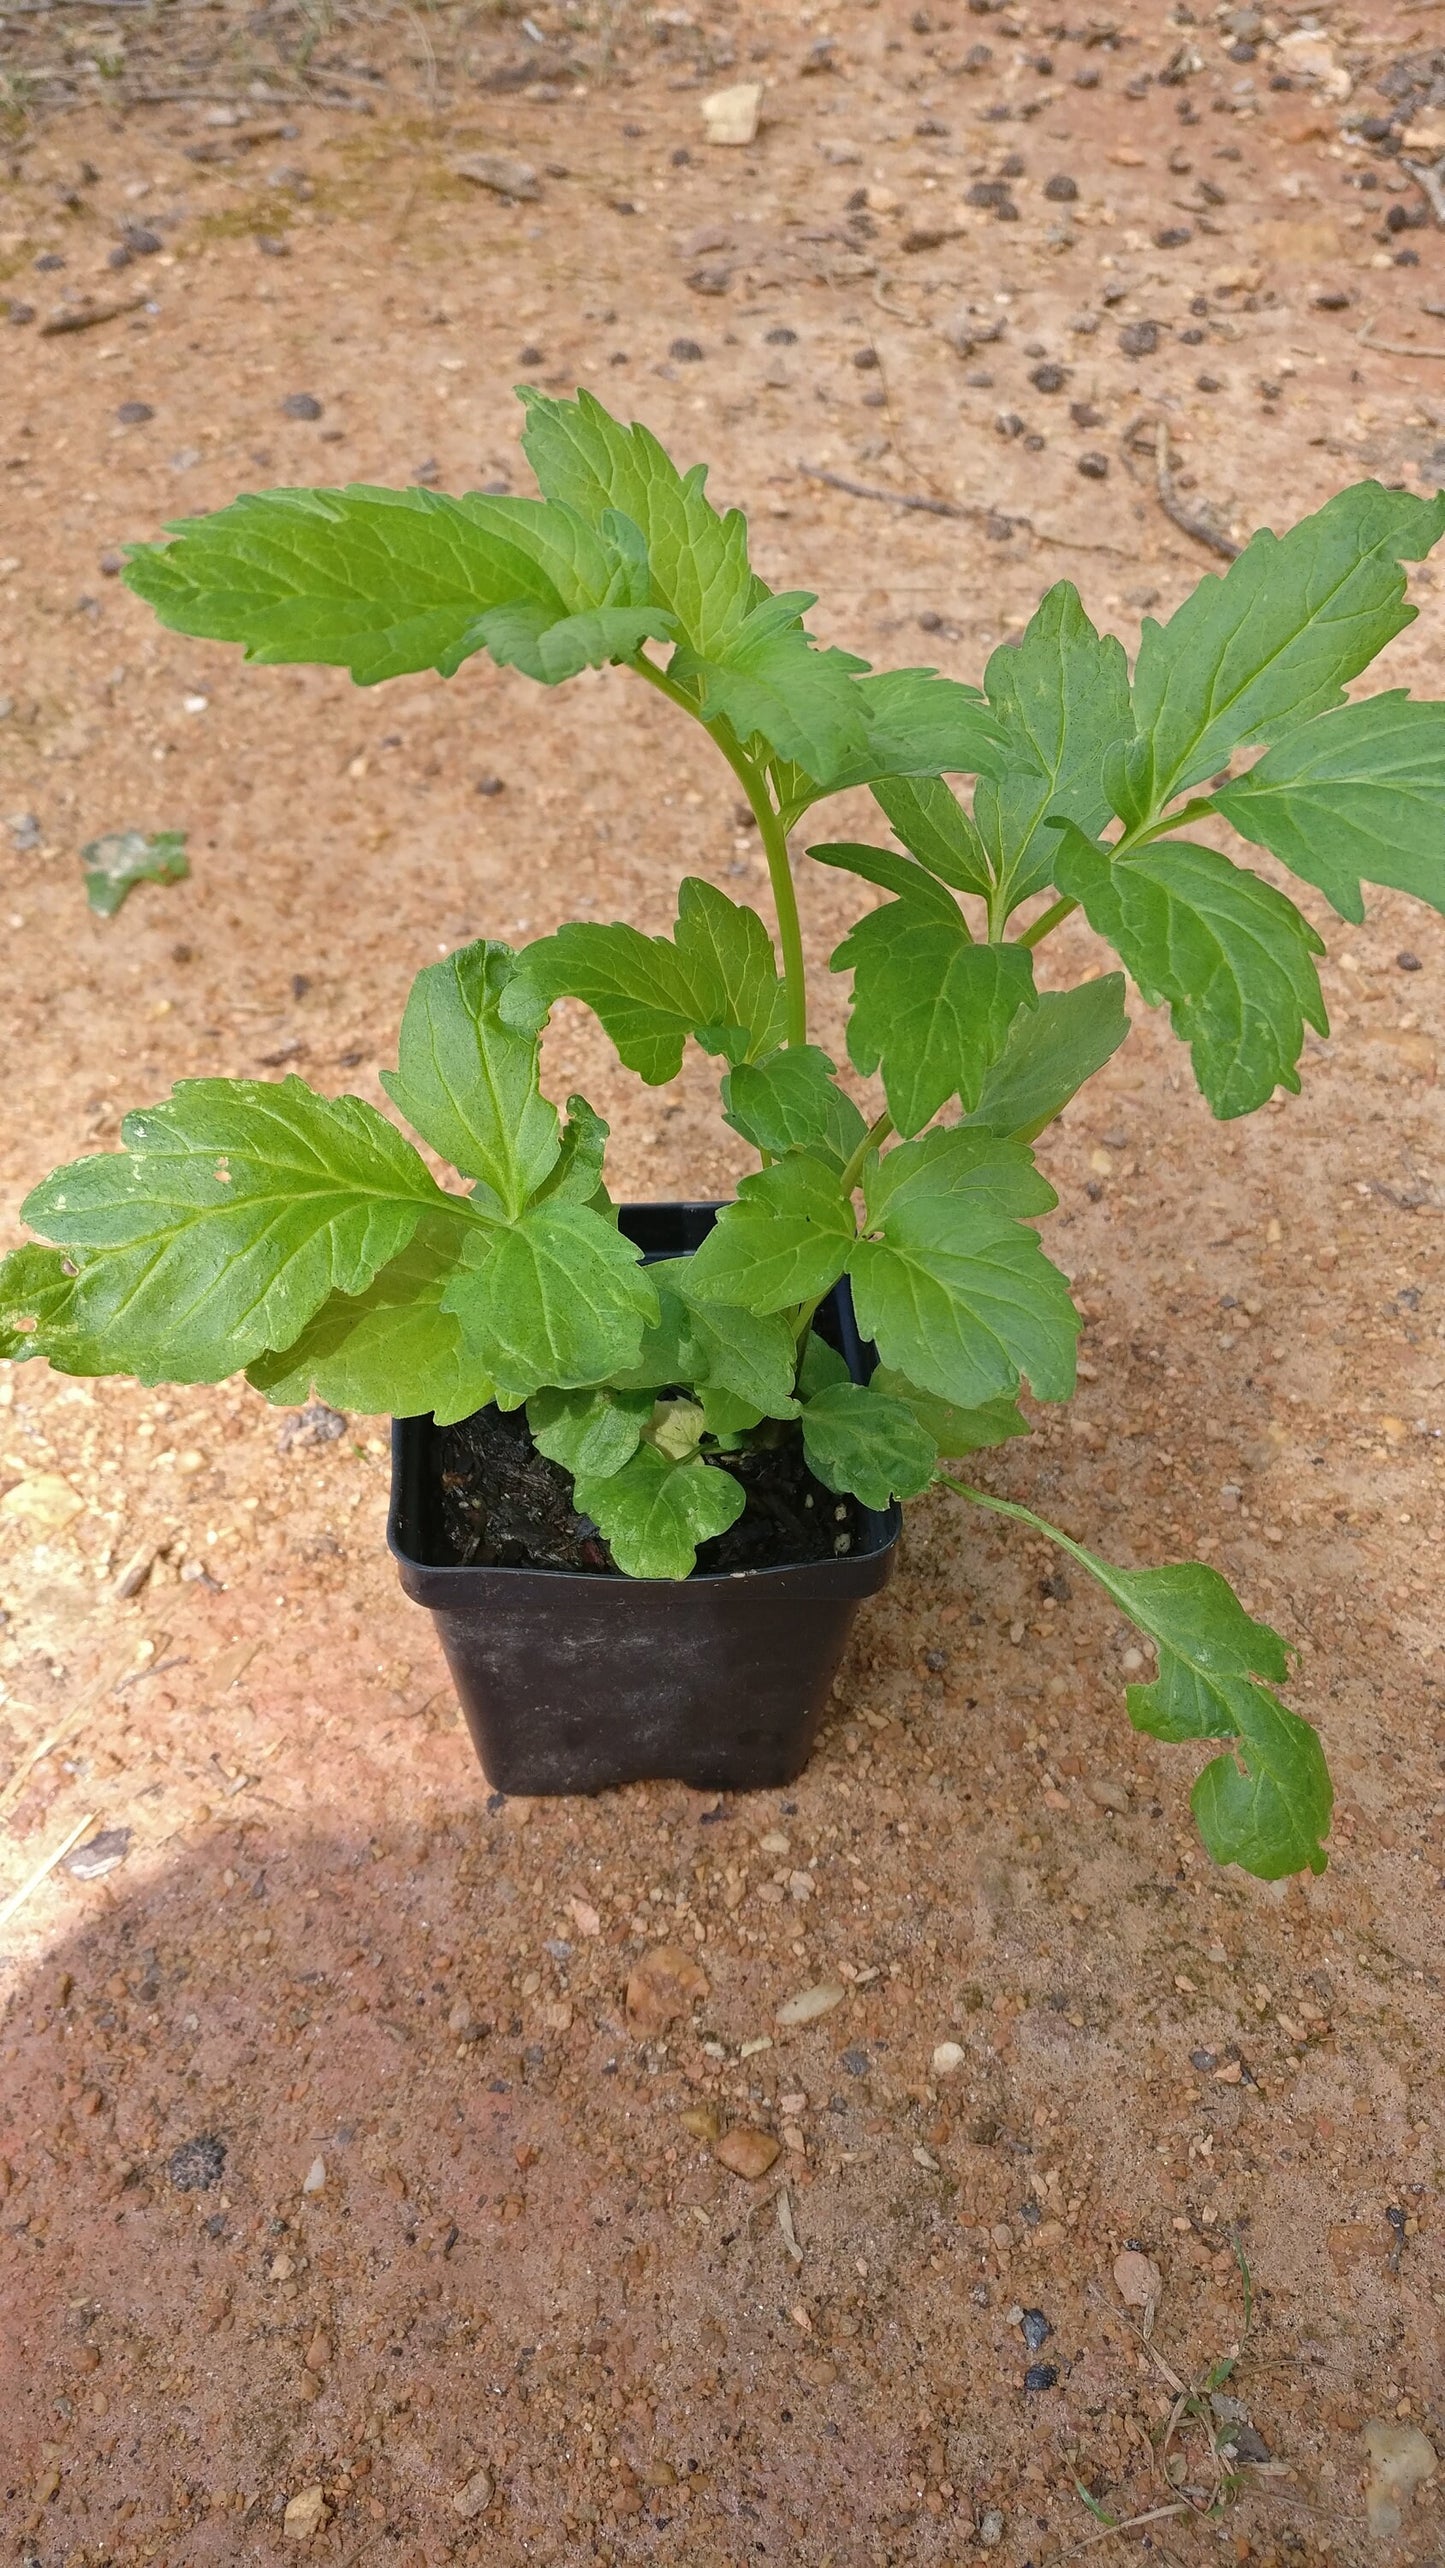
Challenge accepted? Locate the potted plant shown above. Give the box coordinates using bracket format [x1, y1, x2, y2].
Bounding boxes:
[5, 391, 1441, 1879]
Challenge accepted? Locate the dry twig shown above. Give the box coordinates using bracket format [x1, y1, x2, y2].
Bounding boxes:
[1357, 316, 1445, 360]
[797, 460, 1022, 529]
[40, 291, 149, 336]
[0, 1810, 96, 1930]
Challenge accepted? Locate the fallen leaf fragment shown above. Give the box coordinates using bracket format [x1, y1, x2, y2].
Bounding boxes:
[776, 1980, 846, 2028]
[626, 1944, 709, 2035]
[715, 2125, 781, 2180]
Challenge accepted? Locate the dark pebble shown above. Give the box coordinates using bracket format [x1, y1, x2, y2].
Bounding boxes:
[34, 252, 66, 272]
[168, 2134, 226, 2193]
[1154, 225, 1192, 249]
[108, 247, 134, 270]
[1030, 361, 1067, 392]
[962, 42, 992, 72]
[688, 265, 733, 295]
[1021, 2308, 1052, 2352]
[861, 388, 887, 408]
[1179, 326, 1205, 344]
[1000, 153, 1025, 178]
[1227, 38, 1256, 61]
[1397, 951, 1422, 972]
[256, 234, 291, 258]
[1043, 173, 1078, 202]
[1395, 248, 1420, 267]
[99, 549, 125, 575]
[1196, 373, 1222, 392]
[671, 147, 690, 167]
[1023, 432, 1045, 452]
[7, 301, 36, 325]
[64, 1825, 133, 1881]
[1191, 2046, 1218, 2071]
[841, 2048, 870, 2077]
[670, 337, 704, 362]
[609, 350, 628, 365]
[1357, 116, 1393, 143]
[1312, 286, 1351, 310]
[853, 345, 880, 369]
[966, 179, 1012, 209]
[1077, 452, 1109, 480]
[281, 392, 323, 420]
[995, 412, 1025, 439]
[995, 199, 1020, 222]
[1118, 320, 1159, 358]
[963, 367, 994, 387]
[116, 400, 154, 425]
[766, 325, 797, 344]
[1024, 2364, 1059, 2393]
[518, 343, 544, 364]
[123, 225, 163, 255]
[475, 775, 506, 797]
[1074, 64, 1100, 88]
[915, 117, 950, 137]
[1070, 399, 1103, 427]
[918, 609, 945, 632]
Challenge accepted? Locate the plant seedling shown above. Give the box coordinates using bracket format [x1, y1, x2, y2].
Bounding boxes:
[5, 388, 1444, 1879]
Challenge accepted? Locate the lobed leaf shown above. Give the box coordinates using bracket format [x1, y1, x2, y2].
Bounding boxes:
[869, 1366, 1027, 1455]
[871, 772, 995, 898]
[810, 838, 964, 922]
[973, 582, 1131, 914]
[1052, 824, 1326, 1118]
[527, 1382, 654, 1477]
[799, 667, 1007, 800]
[21, 1077, 451, 1386]
[0, 1244, 85, 1369]
[962, 975, 1130, 1143]
[503, 878, 785, 1085]
[799, 1378, 937, 1510]
[380, 940, 559, 1216]
[441, 1199, 657, 1400]
[681, 1153, 854, 1315]
[573, 1443, 746, 1579]
[1213, 691, 1445, 925]
[1131, 481, 1445, 806]
[863, 1126, 1057, 1226]
[677, 1296, 800, 1421]
[834, 902, 1037, 1136]
[721, 1045, 868, 1166]
[848, 1179, 1077, 1414]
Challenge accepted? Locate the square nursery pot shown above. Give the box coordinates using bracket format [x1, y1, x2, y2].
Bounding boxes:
[388, 1200, 901, 1796]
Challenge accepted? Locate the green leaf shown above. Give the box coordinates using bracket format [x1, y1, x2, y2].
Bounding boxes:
[526, 1382, 654, 1477]
[872, 773, 994, 897]
[380, 941, 559, 1217]
[799, 1379, 937, 1509]
[797, 1330, 850, 1397]
[962, 975, 1131, 1142]
[972, 583, 1131, 912]
[0, 1244, 83, 1366]
[834, 902, 1038, 1136]
[1066, 1555, 1330, 1881]
[849, 1174, 1077, 1413]
[1052, 823, 1327, 1118]
[809, 839, 964, 922]
[246, 1212, 497, 1424]
[440, 1199, 657, 1400]
[669, 595, 873, 777]
[869, 1366, 1028, 1456]
[533, 1095, 611, 1209]
[605, 1260, 693, 1391]
[864, 1126, 1058, 1226]
[798, 667, 1007, 799]
[502, 878, 785, 1085]
[721, 1045, 868, 1166]
[1213, 691, 1445, 925]
[678, 1297, 800, 1420]
[1131, 481, 1445, 806]
[81, 828, 188, 918]
[573, 1444, 746, 1579]
[681, 1153, 854, 1314]
[21, 1076, 451, 1384]
[123, 482, 673, 685]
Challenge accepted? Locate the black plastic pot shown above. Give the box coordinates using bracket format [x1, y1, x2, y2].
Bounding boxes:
[388, 1201, 900, 1795]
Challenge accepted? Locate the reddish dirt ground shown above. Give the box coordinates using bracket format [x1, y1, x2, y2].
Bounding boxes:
[2, 5, 1444, 2563]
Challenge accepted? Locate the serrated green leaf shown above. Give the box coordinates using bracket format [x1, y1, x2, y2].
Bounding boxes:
[972, 583, 1131, 913]
[573, 1443, 746, 1579]
[245, 1212, 496, 1424]
[380, 940, 559, 1217]
[21, 1076, 451, 1385]
[526, 1381, 653, 1476]
[441, 1198, 657, 1400]
[809, 839, 964, 922]
[81, 828, 189, 919]
[678, 1297, 800, 1420]
[795, 668, 1007, 802]
[1131, 481, 1445, 805]
[681, 1153, 854, 1314]
[533, 1095, 611, 1209]
[123, 483, 673, 685]
[478, 598, 675, 685]
[872, 773, 994, 897]
[848, 1195, 1078, 1412]
[863, 1126, 1057, 1227]
[0, 1243, 82, 1366]
[1213, 691, 1445, 925]
[721, 1045, 868, 1166]
[834, 903, 1037, 1136]
[605, 1259, 693, 1391]
[670, 594, 874, 776]
[1188, 1689, 1333, 1881]
[502, 877, 785, 1085]
[962, 975, 1131, 1142]
[799, 1379, 937, 1509]
[869, 1366, 1028, 1456]
[1052, 824, 1326, 1118]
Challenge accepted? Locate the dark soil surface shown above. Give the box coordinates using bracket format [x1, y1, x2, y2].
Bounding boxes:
[439, 1407, 862, 1576]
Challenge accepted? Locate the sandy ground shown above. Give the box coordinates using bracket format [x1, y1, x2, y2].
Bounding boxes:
[2, 3, 1445, 2562]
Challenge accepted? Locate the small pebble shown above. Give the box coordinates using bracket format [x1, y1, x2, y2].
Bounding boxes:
[451, 2467, 494, 2520]
[669, 337, 704, 362]
[116, 400, 154, 425]
[281, 392, 324, 420]
[1154, 225, 1192, 249]
[1196, 373, 1222, 393]
[1043, 174, 1078, 202]
[1397, 951, 1422, 972]
[168, 2134, 226, 2192]
[283, 2484, 328, 2543]
[765, 324, 797, 344]
[1020, 2308, 1052, 2352]
[1118, 320, 1159, 358]
[302, 2156, 326, 2194]
[1077, 452, 1109, 480]
[1024, 2363, 1059, 2392]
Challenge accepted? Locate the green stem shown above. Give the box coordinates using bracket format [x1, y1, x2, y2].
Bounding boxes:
[936, 1472, 1109, 1593]
[630, 650, 808, 1048]
[838, 1109, 892, 1202]
[1017, 894, 1077, 950]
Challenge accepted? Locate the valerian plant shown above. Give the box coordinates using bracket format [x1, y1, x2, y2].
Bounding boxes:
[6, 389, 1444, 1880]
